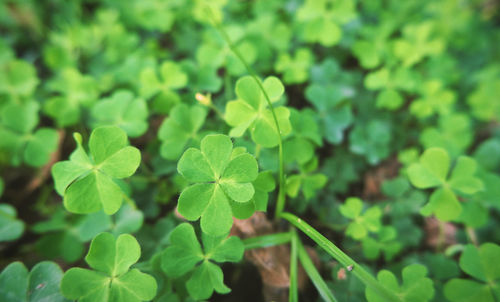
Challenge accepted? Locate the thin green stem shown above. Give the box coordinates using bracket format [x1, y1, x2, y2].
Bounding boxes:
[280, 212, 402, 302]
[289, 228, 298, 302]
[296, 235, 338, 302]
[243, 232, 292, 250]
[122, 193, 137, 210]
[206, 7, 286, 221]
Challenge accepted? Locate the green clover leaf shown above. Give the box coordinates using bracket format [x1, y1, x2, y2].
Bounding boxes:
[275, 48, 313, 84]
[44, 68, 99, 127]
[362, 226, 402, 261]
[158, 103, 207, 160]
[420, 113, 472, 159]
[444, 243, 500, 302]
[467, 78, 500, 122]
[0, 59, 39, 100]
[0, 101, 59, 167]
[364, 67, 420, 110]
[410, 80, 456, 119]
[283, 108, 322, 164]
[161, 223, 244, 300]
[393, 21, 444, 67]
[0, 203, 25, 242]
[51, 126, 141, 215]
[407, 147, 484, 221]
[0, 261, 68, 302]
[349, 120, 391, 165]
[305, 83, 353, 144]
[225, 76, 291, 148]
[251, 171, 276, 212]
[366, 264, 435, 302]
[339, 197, 382, 240]
[177, 134, 258, 236]
[90, 90, 149, 138]
[296, 0, 356, 46]
[139, 61, 187, 114]
[61, 233, 157, 302]
[286, 157, 327, 202]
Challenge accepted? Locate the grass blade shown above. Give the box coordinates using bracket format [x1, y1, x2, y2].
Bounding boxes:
[296, 236, 338, 302]
[243, 232, 292, 250]
[280, 212, 402, 302]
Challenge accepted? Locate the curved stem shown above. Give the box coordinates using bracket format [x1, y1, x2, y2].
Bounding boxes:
[280, 212, 402, 302]
[206, 8, 286, 220]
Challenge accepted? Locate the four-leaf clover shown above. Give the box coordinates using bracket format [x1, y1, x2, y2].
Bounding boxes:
[177, 134, 258, 236]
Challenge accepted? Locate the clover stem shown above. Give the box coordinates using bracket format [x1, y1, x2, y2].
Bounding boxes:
[280, 212, 403, 302]
[289, 227, 299, 302]
[122, 193, 137, 210]
[206, 6, 286, 221]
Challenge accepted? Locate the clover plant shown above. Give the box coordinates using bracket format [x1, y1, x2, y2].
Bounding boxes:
[161, 223, 244, 300]
[444, 243, 500, 302]
[0, 102, 58, 167]
[366, 264, 435, 302]
[61, 233, 157, 301]
[339, 197, 382, 240]
[177, 134, 258, 236]
[2, 1, 500, 302]
[225, 76, 291, 148]
[408, 147, 484, 221]
[0, 261, 67, 302]
[158, 103, 207, 160]
[52, 126, 141, 215]
[90, 90, 148, 138]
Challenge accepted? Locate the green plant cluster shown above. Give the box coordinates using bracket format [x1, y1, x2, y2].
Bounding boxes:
[1, 0, 499, 301]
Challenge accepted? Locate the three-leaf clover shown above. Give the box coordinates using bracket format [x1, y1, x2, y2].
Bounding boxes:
[52, 126, 141, 215]
[444, 243, 500, 302]
[295, 0, 356, 46]
[339, 197, 382, 240]
[161, 223, 244, 300]
[305, 83, 353, 144]
[90, 90, 149, 138]
[419, 113, 472, 159]
[44, 68, 99, 127]
[0, 59, 39, 100]
[225, 76, 291, 148]
[0, 261, 68, 302]
[274, 48, 313, 84]
[158, 103, 207, 160]
[177, 134, 258, 236]
[0, 101, 59, 167]
[362, 226, 401, 261]
[139, 61, 187, 113]
[349, 120, 391, 165]
[61, 233, 157, 302]
[409, 80, 455, 119]
[407, 147, 484, 221]
[366, 264, 435, 302]
[393, 21, 444, 67]
[286, 158, 328, 202]
[364, 67, 420, 110]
